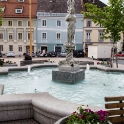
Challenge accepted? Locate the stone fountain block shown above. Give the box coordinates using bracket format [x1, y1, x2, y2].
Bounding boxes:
[52, 69, 85, 84]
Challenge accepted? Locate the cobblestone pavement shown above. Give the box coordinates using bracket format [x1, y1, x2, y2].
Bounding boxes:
[0, 119, 40, 124]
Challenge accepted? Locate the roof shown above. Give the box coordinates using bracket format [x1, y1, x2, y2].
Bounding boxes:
[82, 0, 107, 12]
[0, 0, 37, 18]
[37, 0, 83, 14]
[37, 0, 106, 14]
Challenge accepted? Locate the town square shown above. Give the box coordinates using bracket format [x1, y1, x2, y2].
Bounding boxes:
[0, 0, 124, 124]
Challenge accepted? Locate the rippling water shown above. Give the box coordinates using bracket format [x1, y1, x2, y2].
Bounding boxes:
[0, 67, 124, 106]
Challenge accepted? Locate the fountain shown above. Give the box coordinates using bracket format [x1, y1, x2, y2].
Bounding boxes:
[86, 64, 90, 71]
[86, 64, 90, 73]
[52, 0, 85, 83]
[28, 65, 31, 74]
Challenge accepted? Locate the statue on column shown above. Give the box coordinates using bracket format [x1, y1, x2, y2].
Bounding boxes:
[59, 0, 79, 66]
[66, 8, 76, 45]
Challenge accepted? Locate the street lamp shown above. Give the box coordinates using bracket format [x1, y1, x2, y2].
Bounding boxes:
[29, 0, 32, 57]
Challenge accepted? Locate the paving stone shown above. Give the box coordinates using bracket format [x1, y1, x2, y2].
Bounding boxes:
[0, 119, 40, 124]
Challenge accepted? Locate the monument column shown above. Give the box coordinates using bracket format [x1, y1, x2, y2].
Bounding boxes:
[59, 0, 79, 71]
[52, 0, 85, 83]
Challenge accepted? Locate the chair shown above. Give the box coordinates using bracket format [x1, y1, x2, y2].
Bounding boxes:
[105, 96, 124, 124]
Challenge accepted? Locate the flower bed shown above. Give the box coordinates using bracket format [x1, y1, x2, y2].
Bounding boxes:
[97, 61, 110, 67]
[2, 61, 17, 67]
[55, 105, 110, 124]
[44, 59, 54, 63]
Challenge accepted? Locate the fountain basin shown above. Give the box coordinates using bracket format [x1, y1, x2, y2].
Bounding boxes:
[0, 64, 124, 106]
[52, 69, 85, 83]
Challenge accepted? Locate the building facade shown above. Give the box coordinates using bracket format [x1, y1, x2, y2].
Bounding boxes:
[0, 0, 37, 56]
[82, 0, 123, 54]
[36, 0, 83, 54]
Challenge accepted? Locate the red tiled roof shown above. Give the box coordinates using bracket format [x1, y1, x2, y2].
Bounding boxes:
[15, 5, 23, 9]
[0, 0, 37, 18]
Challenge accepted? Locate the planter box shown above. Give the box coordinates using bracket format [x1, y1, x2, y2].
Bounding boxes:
[98, 64, 110, 67]
[2, 64, 18, 67]
[55, 116, 68, 124]
[55, 116, 112, 124]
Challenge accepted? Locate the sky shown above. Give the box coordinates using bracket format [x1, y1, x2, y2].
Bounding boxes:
[100, 0, 108, 5]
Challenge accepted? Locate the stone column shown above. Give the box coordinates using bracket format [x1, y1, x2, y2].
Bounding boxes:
[4, 28, 7, 42]
[34, 29, 36, 43]
[14, 28, 16, 42]
[24, 28, 26, 43]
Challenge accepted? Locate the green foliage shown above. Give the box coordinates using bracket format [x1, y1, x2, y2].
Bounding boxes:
[81, 0, 124, 43]
[0, 7, 3, 26]
[66, 105, 109, 124]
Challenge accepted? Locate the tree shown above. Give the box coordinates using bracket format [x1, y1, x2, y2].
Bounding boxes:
[81, 0, 124, 68]
[0, 7, 2, 26]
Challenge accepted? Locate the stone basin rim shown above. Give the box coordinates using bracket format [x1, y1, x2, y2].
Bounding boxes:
[0, 63, 124, 75]
[0, 63, 122, 123]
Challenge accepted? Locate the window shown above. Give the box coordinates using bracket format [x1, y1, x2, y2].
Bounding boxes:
[99, 24, 102, 27]
[87, 20, 91, 27]
[42, 20, 46, 27]
[18, 46, 22, 51]
[28, 33, 30, 40]
[28, 21, 30, 26]
[8, 21, 12, 26]
[99, 32, 103, 40]
[86, 32, 91, 39]
[15, 9, 23, 13]
[8, 33, 13, 40]
[0, 45, 3, 51]
[9, 45, 13, 51]
[56, 33, 61, 39]
[0, 33, 3, 39]
[42, 33, 46, 39]
[18, 21, 22, 26]
[18, 33, 22, 40]
[57, 20, 61, 27]
[18, 0, 24, 2]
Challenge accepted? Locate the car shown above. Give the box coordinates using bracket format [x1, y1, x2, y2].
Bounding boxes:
[0, 52, 2, 57]
[6, 52, 15, 57]
[47, 51, 57, 57]
[59, 52, 67, 57]
[37, 52, 47, 57]
[39, 53, 47, 57]
[73, 50, 84, 57]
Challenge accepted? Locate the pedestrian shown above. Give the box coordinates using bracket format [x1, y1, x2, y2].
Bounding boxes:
[23, 53, 32, 60]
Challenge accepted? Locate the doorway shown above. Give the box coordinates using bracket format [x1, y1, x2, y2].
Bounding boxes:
[55, 46, 62, 56]
[26, 46, 34, 54]
[41, 46, 47, 52]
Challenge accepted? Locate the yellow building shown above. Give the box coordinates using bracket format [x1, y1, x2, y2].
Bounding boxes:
[82, 0, 123, 55]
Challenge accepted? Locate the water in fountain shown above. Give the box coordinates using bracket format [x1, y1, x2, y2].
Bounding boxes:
[1, 67, 124, 106]
[34, 76, 39, 92]
[86, 64, 90, 73]
[28, 66, 31, 74]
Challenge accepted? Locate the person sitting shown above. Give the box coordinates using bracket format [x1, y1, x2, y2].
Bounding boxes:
[23, 53, 32, 60]
[0, 59, 4, 67]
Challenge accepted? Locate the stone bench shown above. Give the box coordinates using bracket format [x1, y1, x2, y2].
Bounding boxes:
[0, 92, 80, 124]
[2, 64, 18, 67]
[79, 61, 94, 65]
[20, 60, 47, 66]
